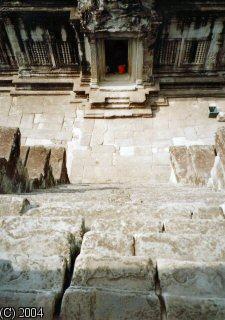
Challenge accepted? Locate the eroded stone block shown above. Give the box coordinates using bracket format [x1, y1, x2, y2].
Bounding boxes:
[165, 294, 225, 320]
[0, 254, 66, 292]
[0, 126, 20, 162]
[169, 146, 192, 184]
[25, 146, 54, 190]
[157, 259, 225, 298]
[189, 145, 215, 185]
[169, 145, 215, 186]
[135, 233, 225, 262]
[73, 254, 155, 291]
[80, 231, 134, 256]
[0, 290, 57, 320]
[215, 127, 225, 168]
[91, 218, 162, 235]
[163, 219, 225, 235]
[49, 147, 70, 184]
[61, 287, 161, 320]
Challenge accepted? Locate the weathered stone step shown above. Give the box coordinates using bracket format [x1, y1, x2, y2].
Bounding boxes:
[106, 97, 130, 103]
[73, 254, 155, 291]
[163, 219, 225, 235]
[91, 217, 225, 236]
[164, 294, 225, 320]
[157, 259, 225, 298]
[92, 218, 162, 234]
[80, 231, 134, 257]
[135, 233, 225, 262]
[84, 108, 152, 119]
[0, 215, 84, 239]
[160, 262, 225, 320]
[61, 287, 161, 320]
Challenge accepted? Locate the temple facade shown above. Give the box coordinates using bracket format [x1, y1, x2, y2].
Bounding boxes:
[1, 0, 225, 183]
[1, 1, 225, 94]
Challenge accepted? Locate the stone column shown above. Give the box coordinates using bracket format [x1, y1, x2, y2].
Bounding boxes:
[4, 17, 24, 67]
[205, 19, 224, 70]
[71, 20, 90, 74]
[136, 37, 144, 87]
[89, 36, 99, 88]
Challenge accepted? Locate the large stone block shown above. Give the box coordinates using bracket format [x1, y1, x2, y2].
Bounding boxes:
[169, 145, 215, 186]
[0, 254, 67, 292]
[163, 219, 225, 235]
[25, 146, 54, 190]
[209, 155, 225, 190]
[135, 233, 225, 262]
[91, 218, 162, 235]
[165, 294, 225, 320]
[0, 127, 28, 193]
[80, 231, 134, 256]
[73, 254, 155, 291]
[49, 147, 70, 184]
[0, 213, 84, 316]
[157, 259, 225, 298]
[0, 290, 58, 320]
[0, 215, 84, 243]
[169, 146, 193, 184]
[61, 287, 161, 320]
[0, 126, 20, 162]
[189, 145, 215, 185]
[215, 127, 225, 168]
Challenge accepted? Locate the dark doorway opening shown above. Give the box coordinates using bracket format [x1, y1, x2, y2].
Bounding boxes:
[105, 39, 128, 75]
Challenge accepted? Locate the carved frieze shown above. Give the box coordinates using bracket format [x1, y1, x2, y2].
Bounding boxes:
[78, 0, 160, 36]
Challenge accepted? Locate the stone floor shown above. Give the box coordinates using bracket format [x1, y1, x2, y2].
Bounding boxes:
[1, 183, 225, 319]
[1, 92, 225, 184]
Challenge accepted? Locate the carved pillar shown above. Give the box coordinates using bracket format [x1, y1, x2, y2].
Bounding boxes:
[136, 37, 144, 86]
[4, 17, 24, 67]
[71, 20, 86, 71]
[205, 19, 224, 70]
[89, 35, 99, 88]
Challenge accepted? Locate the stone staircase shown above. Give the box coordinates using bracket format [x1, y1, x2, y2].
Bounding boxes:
[1, 183, 225, 319]
[84, 87, 157, 118]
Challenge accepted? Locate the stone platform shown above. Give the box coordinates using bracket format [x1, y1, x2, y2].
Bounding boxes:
[1, 183, 225, 319]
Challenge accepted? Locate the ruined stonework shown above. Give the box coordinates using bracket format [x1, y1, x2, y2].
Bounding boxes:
[169, 126, 225, 189]
[0, 127, 70, 194]
[170, 145, 215, 186]
[0, 127, 28, 193]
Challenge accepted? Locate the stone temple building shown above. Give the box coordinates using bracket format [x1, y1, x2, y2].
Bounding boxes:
[1, 0, 225, 184]
[2, 1, 225, 319]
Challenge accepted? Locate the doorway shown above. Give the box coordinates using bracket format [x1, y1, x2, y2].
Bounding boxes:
[104, 39, 129, 81]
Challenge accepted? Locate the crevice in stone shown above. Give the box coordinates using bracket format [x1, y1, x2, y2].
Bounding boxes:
[155, 264, 167, 320]
[53, 234, 83, 318]
[132, 236, 136, 256]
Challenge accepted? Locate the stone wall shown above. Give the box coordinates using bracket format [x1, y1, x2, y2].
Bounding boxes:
[1, 92, 225, 183]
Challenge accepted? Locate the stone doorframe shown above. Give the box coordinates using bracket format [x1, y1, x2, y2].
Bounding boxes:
[89, 32, 144, 88]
